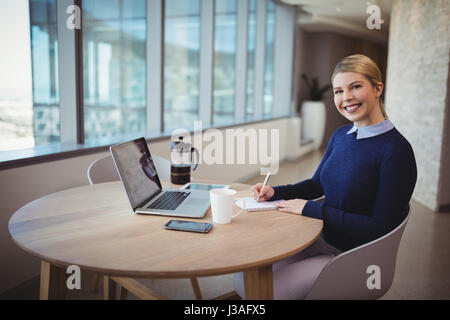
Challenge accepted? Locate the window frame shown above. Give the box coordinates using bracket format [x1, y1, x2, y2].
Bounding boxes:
[0, 0, 296, 170]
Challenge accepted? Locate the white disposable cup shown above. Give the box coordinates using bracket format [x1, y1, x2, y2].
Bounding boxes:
[209, 189, 246, 224]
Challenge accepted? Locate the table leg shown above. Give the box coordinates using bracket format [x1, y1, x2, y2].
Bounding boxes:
[103, 275, 117, 300]
[243, 265, 273, 300]
[40, 261, 67, 300]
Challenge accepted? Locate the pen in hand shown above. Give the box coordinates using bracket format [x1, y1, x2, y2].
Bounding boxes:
[258, 171, 271, 201]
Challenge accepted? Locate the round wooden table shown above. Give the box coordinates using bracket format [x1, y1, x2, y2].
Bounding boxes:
[8, 181, 323, 300]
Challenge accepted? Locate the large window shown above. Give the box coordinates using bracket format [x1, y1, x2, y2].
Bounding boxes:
[30, 0, 60, 145]
[0, 0, 295, 160]
[0, 0, 59, 151]
[263, 0, 275, 118]
[246, 0, 256, 120]
[213, 0, 237, 126]
[83, 0, 147, 141]
[164, 0, 201, 132]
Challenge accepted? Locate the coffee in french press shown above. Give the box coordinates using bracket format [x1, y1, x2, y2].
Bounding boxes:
[170, 136, 199, 185]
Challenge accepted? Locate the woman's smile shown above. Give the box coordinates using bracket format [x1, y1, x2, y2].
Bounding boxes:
[343, 103, 362, 113]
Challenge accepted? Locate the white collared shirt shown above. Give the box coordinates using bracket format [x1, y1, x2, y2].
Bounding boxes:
[346, 119, 395, 139]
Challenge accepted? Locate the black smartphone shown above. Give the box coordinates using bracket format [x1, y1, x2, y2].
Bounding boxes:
[164, 220, 213, 233]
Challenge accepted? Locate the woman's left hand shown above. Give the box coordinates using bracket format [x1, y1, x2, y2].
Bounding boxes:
[275, 199, 308, 215]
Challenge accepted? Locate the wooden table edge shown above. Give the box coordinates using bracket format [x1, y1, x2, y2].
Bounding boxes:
[8, 180, 323, 300]
[10, 218, 322, 280]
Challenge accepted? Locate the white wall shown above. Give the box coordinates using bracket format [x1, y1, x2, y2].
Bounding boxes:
[385, 0, 450, 211]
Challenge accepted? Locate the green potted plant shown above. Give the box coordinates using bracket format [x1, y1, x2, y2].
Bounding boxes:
[301, 74, 332, 102]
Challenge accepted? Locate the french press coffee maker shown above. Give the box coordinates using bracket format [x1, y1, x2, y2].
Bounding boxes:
[170, 136, 199, 185]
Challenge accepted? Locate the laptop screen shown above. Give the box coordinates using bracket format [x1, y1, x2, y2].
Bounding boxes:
[110, 138, 163, 210]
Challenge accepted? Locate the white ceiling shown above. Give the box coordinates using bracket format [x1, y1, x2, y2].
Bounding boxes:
[278, 0, 392, 44]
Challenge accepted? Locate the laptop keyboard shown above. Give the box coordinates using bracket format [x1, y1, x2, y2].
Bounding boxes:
[147, 191, 190, 211]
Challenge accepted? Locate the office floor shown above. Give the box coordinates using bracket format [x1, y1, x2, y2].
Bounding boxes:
[1, 149, 449, 300]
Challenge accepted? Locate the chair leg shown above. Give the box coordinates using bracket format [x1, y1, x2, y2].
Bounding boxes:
[212, 291, 241, 300]
[105, 275, 204, 300]
[190, 277, 202, 300]
[111, 277, 167, 300]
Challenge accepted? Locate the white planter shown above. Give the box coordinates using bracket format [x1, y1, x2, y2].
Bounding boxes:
[301, 101, 326, 149]
[285, 116, 302, 161]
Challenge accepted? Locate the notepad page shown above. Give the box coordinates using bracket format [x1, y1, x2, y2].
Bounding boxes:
[235, 197, 283, 211]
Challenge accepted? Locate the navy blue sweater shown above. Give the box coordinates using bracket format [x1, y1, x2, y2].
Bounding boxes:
[272, 125, 417, 252]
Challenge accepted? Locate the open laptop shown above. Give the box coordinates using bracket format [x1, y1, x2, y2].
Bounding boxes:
[110, 137, 210, 218]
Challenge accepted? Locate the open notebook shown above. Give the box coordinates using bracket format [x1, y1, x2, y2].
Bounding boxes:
[235, 197, 283, 212]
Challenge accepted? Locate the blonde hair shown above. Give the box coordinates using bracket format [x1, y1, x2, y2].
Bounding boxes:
[331, 54, 387, 118]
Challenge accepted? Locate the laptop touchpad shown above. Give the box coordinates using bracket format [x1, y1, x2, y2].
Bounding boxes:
[185, 198, 208, 206]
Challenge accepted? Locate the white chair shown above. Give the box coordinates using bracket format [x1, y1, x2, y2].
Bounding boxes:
[87, 154, 171, 184]
[87, 154, 203, 300]
[234, 212, 410, 300]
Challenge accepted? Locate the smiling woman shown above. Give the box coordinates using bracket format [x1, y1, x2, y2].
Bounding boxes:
[241, 54, 418, 299]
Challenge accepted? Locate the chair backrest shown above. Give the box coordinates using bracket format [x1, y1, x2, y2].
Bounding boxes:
[87, 154, 171, 185]
[87, 155, 120, 185]
[306, 212, 410, 300]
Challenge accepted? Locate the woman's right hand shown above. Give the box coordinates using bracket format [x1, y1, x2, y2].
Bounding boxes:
[251, 183, 275, 202]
